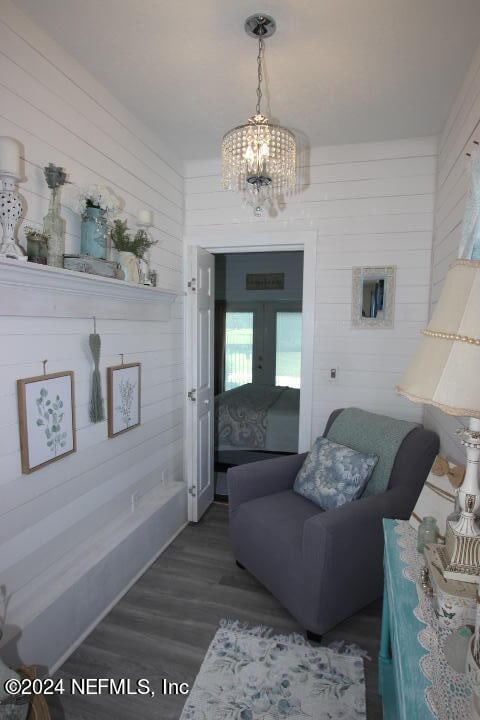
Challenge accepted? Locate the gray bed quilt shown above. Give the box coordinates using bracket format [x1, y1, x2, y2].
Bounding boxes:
[215, 383, 299, 451]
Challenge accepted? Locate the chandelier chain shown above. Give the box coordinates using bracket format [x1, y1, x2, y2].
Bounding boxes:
[256, 37, 264, 115]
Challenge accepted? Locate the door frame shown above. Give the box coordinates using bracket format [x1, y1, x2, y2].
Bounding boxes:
[185, 230, 317, 456]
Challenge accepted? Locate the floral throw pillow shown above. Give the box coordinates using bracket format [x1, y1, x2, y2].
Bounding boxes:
[293, 437, 378, 511]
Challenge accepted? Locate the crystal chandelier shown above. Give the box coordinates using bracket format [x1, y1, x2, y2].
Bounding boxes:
[222, 14, 296, 216]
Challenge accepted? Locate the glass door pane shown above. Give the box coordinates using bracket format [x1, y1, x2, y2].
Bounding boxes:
[275, 312, 302, 388]
[224, 312, 254, 390]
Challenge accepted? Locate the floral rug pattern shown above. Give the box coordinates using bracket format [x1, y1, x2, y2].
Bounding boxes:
[180, 621, 366, 720]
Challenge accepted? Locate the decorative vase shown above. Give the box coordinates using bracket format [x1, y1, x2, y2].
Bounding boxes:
[117, 251, 139, 283]
[43, 186, 65, 268]
[80, 205, 108, 259]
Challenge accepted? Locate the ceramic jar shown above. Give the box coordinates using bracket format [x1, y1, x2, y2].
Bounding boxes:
[117, 251, 139, 283]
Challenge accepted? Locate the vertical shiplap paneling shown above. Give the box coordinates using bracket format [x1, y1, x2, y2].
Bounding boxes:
[0, 0, 186, 661]
[425, 40, 480, 462]
[185, 137, 436, 439]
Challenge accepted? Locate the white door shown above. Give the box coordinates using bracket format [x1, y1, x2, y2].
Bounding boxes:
[186, 246, 215, 521]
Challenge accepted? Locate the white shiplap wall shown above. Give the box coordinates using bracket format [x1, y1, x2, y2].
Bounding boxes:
[185, 136, 437, 439]
[0, 1, 186, 669]
[425, 41, 480, 462]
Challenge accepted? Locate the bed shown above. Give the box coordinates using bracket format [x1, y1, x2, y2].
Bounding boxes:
[215, 383, 300, 453]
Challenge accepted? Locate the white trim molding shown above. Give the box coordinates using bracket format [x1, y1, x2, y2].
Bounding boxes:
[185, 229, 317, 453]
[0, 258, 179, 320]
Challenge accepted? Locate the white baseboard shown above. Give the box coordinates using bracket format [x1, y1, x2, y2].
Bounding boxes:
[49, 519, 187, 675]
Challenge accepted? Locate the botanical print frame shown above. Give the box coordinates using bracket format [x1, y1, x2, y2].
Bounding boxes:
[107, 363, 141, 438]
[17, 371, 76, 474]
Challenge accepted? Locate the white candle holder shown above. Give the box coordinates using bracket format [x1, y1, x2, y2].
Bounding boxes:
[0, 174, 27, 261]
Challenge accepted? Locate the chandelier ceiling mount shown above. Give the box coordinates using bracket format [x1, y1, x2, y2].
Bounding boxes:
[244, 14, 276, 40]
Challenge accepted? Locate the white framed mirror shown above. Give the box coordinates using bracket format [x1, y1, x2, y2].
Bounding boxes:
[352, 265, 396, 328]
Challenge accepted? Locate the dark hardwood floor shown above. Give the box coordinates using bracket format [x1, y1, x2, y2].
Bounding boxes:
[51, 504, 383, 719]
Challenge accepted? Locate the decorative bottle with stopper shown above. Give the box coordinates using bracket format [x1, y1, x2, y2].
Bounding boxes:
[43, 163, 67, 268]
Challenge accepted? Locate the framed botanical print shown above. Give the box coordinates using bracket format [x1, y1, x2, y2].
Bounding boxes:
[17, 371, 76, 473]
[107, 363, 141, 438]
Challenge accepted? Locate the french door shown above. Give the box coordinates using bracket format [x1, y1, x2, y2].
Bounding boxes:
[186, 247, 215, 522]
[223, 302, 302, 390]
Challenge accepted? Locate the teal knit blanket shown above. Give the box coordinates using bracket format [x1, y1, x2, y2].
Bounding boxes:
[327, 408, 418, 496]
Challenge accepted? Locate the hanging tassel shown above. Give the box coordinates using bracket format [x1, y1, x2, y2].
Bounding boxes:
[89, 323, 105, 423]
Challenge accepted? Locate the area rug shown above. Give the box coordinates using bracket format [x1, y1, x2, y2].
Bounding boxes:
[180, 620, 366, 720]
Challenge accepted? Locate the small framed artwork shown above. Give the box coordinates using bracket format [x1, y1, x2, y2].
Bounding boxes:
[17, 371, 76, 474]
[107, 363, 141, 438]
[352, 265, 396, 328]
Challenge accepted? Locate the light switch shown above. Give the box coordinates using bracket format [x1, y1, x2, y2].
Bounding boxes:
[329, 367, 339, 382]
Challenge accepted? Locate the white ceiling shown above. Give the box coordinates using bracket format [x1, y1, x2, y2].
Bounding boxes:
[14, 0, 480, 162]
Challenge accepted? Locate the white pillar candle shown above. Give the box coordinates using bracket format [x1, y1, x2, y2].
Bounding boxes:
[0, 137, 21, 179]
[137, 208, 153, 226]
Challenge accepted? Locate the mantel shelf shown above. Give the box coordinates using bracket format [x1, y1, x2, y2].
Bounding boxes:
[0, 258, 181, 321]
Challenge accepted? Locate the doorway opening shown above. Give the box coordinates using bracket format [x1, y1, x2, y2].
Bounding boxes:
[213, 251, 304, 500]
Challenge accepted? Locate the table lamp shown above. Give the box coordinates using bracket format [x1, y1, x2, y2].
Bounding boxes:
[396, 259, 480, 582]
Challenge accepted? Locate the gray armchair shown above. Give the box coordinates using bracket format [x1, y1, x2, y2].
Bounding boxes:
[228, 409, 439, 638]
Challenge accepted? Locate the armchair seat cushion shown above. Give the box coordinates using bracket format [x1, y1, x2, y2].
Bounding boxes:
[232, 489, 321, 604]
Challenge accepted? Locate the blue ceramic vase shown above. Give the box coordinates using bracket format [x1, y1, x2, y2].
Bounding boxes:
[80, 205, 107, 259]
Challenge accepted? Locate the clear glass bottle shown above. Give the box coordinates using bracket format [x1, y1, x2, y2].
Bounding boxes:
[44, 185, 66, 267]
[417, 516, 439, 554]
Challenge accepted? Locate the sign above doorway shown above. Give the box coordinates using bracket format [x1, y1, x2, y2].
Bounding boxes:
[245, 272, 285, 291]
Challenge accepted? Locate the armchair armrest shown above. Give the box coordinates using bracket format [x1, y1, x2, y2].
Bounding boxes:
[228, 453, 307, 516]
[301, 487, 407, 633]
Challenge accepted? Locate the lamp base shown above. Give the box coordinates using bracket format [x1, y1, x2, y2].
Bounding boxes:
[0, 174, 27, 261]
[436, 521, 480, 583]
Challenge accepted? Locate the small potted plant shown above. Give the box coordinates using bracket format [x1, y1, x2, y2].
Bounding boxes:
[111, 219, 157, 283]
[24, 225, 49, 264]
[73, 184, 121, 260]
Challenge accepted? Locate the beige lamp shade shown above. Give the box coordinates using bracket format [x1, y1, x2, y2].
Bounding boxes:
[396, 259, 480, 418]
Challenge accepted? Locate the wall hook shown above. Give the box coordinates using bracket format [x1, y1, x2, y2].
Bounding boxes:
[42, 359, 48, 376]
[466, 140, 479, 157]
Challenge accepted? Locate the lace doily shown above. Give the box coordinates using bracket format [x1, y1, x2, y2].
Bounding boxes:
[394, 521, 471, 719]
